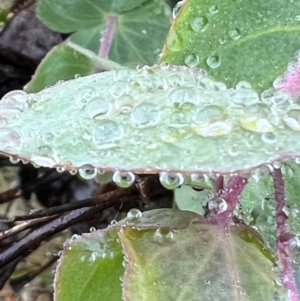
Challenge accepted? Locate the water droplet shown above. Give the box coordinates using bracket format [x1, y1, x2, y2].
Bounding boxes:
[154, 228, 174, 243]
[159, 172, 184, 190]
[112, 171, 135, 188]
[109, 81, 129, 98]
[251, 166, 270, 182]
[190, 173, 210, 187]
[42, 132, 54, 144]
[56, 166, 65, 173]
[131, 102, 160, 128]
[90, 227, 96, 232]
[231, 87, 259, 105]
[196, 121, 232, 137]
[208, 198, 227, 214]
[74, 74, 81, 79]
[126, 208, 142, 220]
[261, 132, 277, 144]
[70, 169, 77, 175]
[86, 97, 111, 119]
[240, 117, 274, 133]
[0, 129, 22, 150]
[9, 156, 20, 164]
[284, 109, 300, 131]
[190, 16, 209, 32]
[229, 28, 241, 40]
[167, 87, 199, 107]
[206, 55, 221, 68]
[172, 1, 183, 19]
[208, 5, 218, 14]
[273, 76, 285, 89]
[1, 90, 28, 111]
[273, 161, 281, 169]
[92, 120, 124, 149]
[37, 145, 53, 156]
[79, 165, 97, 180]
[184, 53, 199, 68]
[193, 105, 224, 123]
[236, 81, 252, 89]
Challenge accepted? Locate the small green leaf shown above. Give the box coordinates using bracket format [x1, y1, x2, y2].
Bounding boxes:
[1, 66, 300, 175]
[54, 229, 124, 301]
[161, 0, 300, 91]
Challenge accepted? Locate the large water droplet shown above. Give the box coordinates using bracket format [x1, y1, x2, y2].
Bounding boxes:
[112, 171, 135, 188]
[229, 28, 241, 40]
[184, 53, 199, 68]
[92, 120, 124, 149]
[251, 165, 270, 182]
[42, 132, 55, 144]
[1, 90, 28, 111]
[206, 55, 221, 68]
[37, 145, 53, 156]
[193, 105, 224, 123]
[79, 165, 97, 180]
[196, 121, 232, 137]
[86, 97, 111, 119]
[159, 172, 184, 190]
[109, 81, 129, 98]
[190, 16, 209, 32]
[126, 208, 142, 220]
[167, 87, 199, 107]
[154, 228, 174, 243]
[131, 102, 160, 128]
[9, 156, 20, 164]
[0, 129, 22, 150]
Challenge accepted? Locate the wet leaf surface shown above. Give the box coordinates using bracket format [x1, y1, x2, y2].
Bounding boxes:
[161, 0, 300, 92]
[54, 209, 286, 301]
[1, 66, 300, 176]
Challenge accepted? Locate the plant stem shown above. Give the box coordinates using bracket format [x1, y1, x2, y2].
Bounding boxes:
[212, 176, 248, 228]
[99, 15, 118, 59]
[272, 168, 300, 301]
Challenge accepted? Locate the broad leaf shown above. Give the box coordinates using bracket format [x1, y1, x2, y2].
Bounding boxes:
[161, 0, 300, 92]
[1, 66, 300, 176]
[25, 0, 171, 92]
[54, 209, 286, 301]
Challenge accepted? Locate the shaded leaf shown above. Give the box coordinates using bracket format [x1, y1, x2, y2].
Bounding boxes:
[1, 66, 300, 176]
[54, 229, 124, 301]
[25, 0, 171, 92]
[161, 0, 300, 92]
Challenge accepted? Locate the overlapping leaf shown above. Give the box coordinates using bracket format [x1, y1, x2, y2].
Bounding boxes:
[1, 66, 300, 175]
[54, 209, 286, 301]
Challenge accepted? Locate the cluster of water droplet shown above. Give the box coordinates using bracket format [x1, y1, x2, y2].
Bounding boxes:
[0, 64, 300, 180]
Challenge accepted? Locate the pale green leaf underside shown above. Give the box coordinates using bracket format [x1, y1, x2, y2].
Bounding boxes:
[1, 66, 300, 174]
[55, 209, 285, 301]
[161, 0, 300, 92]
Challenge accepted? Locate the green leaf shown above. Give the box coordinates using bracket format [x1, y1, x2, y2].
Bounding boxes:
[26, 0, 171, 92]
[55, 209, 286, 301]
[161, 0, 300, 92]
[54, 229, 124, 301]
[1, 66, 300, 176]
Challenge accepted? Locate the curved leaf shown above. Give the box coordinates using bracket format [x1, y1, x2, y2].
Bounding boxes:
[1, 66, 300, 176]
[161, 0, 300, 92]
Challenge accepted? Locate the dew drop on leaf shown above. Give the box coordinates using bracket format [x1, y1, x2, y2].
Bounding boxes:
[208, 197, 228, 214]
[172, 0, 183, 19]
[284, 109, 300, 131]
[92, 120, 124, 149]
[159, 172, 184, 190]
[9, 156, 20, 164]
[189, 16, 209, 33]
[229, 28, 241, 40]
[126, 208, 142, 221]
[86, 97, 111, 119]
[206, 55, 221, 68]
[130, 102, 160, 128]
[261, 132, 277, 144]
[184, 53, 199, 68]
[79, 165, 97, 180]
[112, 171, 135, 188]
[208, 5, 218, 14]
[109, 81, 129, 98]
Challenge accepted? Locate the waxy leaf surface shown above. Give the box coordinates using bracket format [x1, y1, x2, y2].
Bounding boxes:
[162, 0, 300, 92]
[1, 66, 300, 175]
[54, 209, 286, 301]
